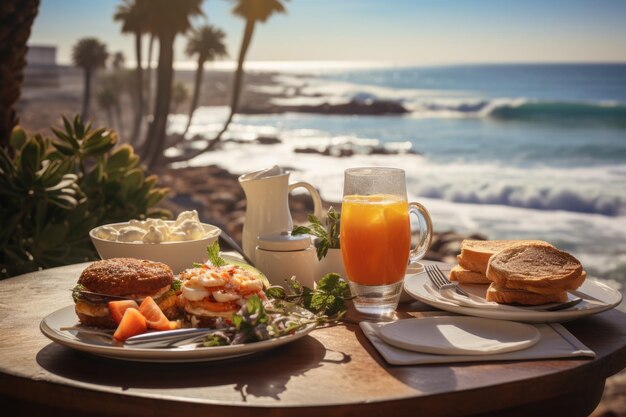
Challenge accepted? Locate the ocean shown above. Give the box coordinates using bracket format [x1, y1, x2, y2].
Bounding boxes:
[169, 63, 626, 299]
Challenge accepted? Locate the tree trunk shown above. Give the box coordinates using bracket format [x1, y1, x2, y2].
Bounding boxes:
[0, 0, 40, 149]
[165, 19, 256, 164]
[145, 34, 154, 116]
[144, 31, 175, 170]
[115, 103, 124, 139]
[106, 108, 114, 128]
[130, 31, 143, 144]
[82, 68, 92, 121]
[183, 54, 205, 135]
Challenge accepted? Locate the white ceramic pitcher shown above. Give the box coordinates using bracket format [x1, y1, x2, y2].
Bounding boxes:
[239, 166, 322, 263]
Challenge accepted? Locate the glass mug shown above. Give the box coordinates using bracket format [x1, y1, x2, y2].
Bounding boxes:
[340, 167, 433, 316]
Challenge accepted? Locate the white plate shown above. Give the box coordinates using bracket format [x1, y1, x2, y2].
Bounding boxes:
[378, 316, 540, 355]
[404, 273, 622, 323]
[40, 306, 317, 363]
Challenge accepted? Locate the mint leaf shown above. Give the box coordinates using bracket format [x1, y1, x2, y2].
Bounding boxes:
[317, 273, 345, 293]
[308, 213, 323, 226]
[311, 273, 350, 315]
[292, 208, 341, 259]
[207, 241, 226, 267]
[291, 225, 311, 235]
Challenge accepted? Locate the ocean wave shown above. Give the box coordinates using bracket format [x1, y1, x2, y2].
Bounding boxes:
[409, 99, 626, 126]
[419, 184, 623, 216]
[484, 101, 626, 126]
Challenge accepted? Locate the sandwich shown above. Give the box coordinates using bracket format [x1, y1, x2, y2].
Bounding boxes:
[485, 243, 586, 305]
[178, 264, 266, 327]
[73, 258, 180, 328]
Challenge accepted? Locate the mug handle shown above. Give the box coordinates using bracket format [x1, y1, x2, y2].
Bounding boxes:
[288, 181, 323, 220]
[408, 202, 433, 262]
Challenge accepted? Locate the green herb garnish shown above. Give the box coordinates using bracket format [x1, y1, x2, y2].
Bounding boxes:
[203, 332, 230, 347]
[170, 279, 182, 292]
[266, 273, 352, 320]
[292, 207, 340, 260]
[71, 284, 86, 302]
[206, 241, 227, 267]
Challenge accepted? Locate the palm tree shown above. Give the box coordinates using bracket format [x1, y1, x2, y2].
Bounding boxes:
[114, 0, 148, 144]
[145, 33, 155, 116]
[142, 0, 204, 169]
[72, 38, 108, 121]
[100, 74, 125, 136]
[97, 85, 117, 128]
[203, 0, 287, 151]
[112, 51, 126, 70]
[0, 0, 40, 149]
[183, 24, 227, 135]
[172, 81, 189, 113]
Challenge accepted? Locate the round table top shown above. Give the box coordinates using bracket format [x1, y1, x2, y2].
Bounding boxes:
[1, 262, 626, 417]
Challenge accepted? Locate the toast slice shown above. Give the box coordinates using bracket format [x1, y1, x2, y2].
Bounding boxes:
[458, 240, 552, 274]
[486, 283, 568, 305]
[449, 265, 490, 284]
[486, 243, 583, 289]
[503, 271, 586, 294]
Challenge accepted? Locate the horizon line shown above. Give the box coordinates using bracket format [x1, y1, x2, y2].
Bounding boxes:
[48, 59, 626, 72]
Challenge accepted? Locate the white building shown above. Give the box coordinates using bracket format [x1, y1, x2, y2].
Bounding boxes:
[24, 45, 59, 86]
[26, 45, 57, 67]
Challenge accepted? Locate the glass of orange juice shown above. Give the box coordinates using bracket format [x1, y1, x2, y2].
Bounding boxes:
[341, 167, 433, 317]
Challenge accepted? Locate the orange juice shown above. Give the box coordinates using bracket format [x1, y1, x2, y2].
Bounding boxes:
[340, 194, 411, 285]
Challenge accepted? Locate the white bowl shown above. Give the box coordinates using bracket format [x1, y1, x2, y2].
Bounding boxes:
[89, 222, 221, 273]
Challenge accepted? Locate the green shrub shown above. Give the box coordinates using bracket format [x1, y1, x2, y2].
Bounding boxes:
[0, 116, 170, 278]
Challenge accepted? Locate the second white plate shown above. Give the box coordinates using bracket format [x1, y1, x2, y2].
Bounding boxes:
[378, 316, 540, 355]
[404, 273, 622, 323]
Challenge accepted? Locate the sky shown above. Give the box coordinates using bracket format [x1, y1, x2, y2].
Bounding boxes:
[29, 0, 626, 67]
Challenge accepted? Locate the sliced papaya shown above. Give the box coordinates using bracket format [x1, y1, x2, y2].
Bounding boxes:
[138, 296, 174, 331]
[113, 308, 147, 342]
[108, 300, 139, 325]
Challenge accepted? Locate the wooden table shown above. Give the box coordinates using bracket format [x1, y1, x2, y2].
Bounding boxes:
[1, 262, 625, 417]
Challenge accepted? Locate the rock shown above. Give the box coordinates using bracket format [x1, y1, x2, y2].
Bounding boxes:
[285, 99, 409, 115]
[255, 136, 281, 145]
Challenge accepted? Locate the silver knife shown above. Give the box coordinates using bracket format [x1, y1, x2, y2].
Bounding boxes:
[124, 327, 231, 348]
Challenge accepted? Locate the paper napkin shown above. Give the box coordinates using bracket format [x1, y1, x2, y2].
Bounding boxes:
[360, 320, 595, 366]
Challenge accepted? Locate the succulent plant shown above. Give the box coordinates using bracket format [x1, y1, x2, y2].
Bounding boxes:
[0, 115, 170, 278]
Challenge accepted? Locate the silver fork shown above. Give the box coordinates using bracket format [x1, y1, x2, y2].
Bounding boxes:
[425, 264, 470, 297]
